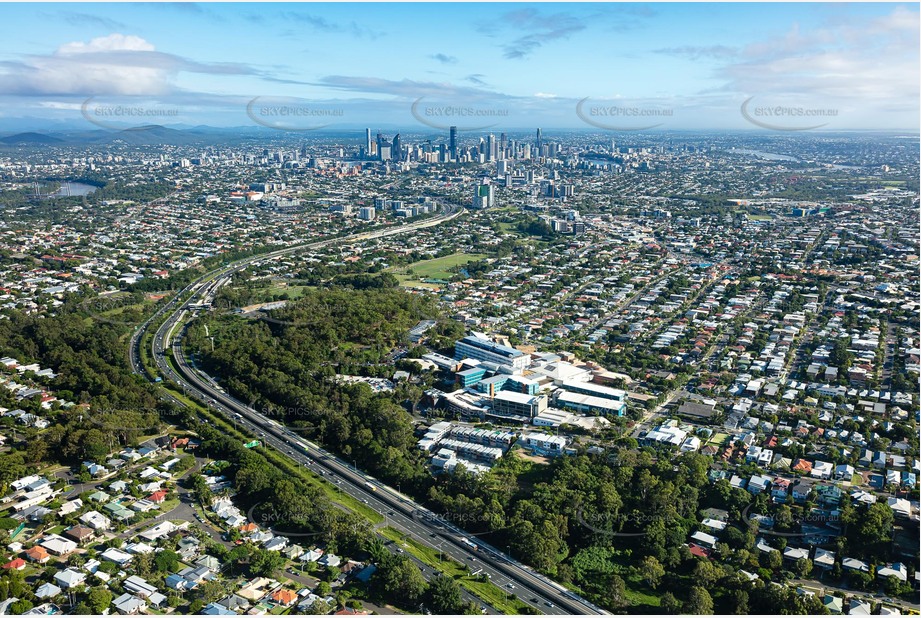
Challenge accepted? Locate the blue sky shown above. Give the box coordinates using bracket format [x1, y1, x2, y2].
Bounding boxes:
[0, 2, 917, 131]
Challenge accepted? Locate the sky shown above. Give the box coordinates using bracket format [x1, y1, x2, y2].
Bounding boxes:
[0, 2, 918, 132]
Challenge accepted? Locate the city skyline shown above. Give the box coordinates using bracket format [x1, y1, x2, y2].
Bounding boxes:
[0, 2, 918, 132]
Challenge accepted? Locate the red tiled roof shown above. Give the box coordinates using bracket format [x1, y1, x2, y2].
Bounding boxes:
[271, 589, 298, 605]
[2, 558, 25, 570]
[24, 546, 49, 561]
[688, 543, 711, 558]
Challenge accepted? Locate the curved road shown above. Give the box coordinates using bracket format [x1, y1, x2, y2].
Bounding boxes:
[129, 206, 607, 616]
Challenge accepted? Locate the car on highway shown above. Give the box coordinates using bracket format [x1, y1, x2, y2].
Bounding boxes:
[544, 601, 554, 608]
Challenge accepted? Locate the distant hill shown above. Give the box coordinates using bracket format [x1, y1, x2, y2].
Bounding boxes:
[94, 124, 208, 146]
[0, 132, 64, 145]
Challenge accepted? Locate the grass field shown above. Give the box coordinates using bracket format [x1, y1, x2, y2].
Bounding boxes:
[734, 210, 773, 221]
[709, 432, 730, 445]
[387, 252, 487, 281]
[392, 275, 443, 289]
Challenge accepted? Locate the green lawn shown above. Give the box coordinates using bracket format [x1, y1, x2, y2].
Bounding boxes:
[387, 252, 487, 281]
[709, 432, 730, 445]
[392, 274, 443, 289]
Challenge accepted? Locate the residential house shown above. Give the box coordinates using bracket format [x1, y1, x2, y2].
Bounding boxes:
[813, 548, 836, 570]
[823, 595, 844, 614]
[271, 589, 299, 607]
[63, 525, 95, 545]
[811, 460, 834, 479]
[842, 557, 871, 573]
[747, 475, 772, 495]
[35, 583, 62, 600]
[771, 478, 791, 502]
[848, 599, 872, 615]
[24, 546, 50, 564]
[783, 546, 810, 562]
[39, 535, 76, 556]
[112, 593, 146, 615]
[877, 563, 908, 582]
[123, 576, 158, 598]
[791, 480, 816, 503]
[54, 569, 87, 590]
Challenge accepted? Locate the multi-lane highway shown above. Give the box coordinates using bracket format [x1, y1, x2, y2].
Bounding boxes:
[129, 207, 607, 616]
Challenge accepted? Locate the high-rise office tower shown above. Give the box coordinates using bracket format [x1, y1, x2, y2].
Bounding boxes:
[487, 134, 497, 162]
[472, 182, 495, 209]
[499, 133, 507, 160]
[366, 129, 372, 155]
[536, 128, 542, 151]
[392, 134, 402, 162]
[449, 126, 457, 160]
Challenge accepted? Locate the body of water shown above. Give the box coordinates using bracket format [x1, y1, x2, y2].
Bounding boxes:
[49, 181, 98, 197]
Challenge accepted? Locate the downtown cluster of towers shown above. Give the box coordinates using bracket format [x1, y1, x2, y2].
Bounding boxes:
[360, 127, 555, 164]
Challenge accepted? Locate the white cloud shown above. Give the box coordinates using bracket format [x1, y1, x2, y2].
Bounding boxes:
[0, 33, 277, 97]
[57, 33, 155, 55]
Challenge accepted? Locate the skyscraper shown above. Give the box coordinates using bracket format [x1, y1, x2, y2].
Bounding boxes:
[449, 126, 457, 160]
[392, 134, 402, 162]
[472, 182, 495, 209]
[487, 134, 497, 162]
[536, 128, 542, 151]
[365, 129, 372, 156]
